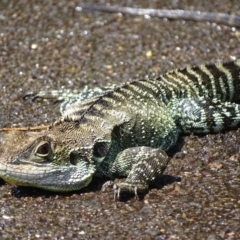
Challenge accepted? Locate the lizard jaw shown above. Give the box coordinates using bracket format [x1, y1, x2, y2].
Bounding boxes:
[0, 161, 94, 192]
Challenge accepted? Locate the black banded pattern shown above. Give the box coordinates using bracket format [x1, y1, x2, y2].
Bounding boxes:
[1, 60, 240, 197]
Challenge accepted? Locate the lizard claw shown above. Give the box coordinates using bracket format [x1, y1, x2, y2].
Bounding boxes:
[113, 182, 144, 200]
[23, 92, 40, 101]
[101, 180, 114, 191]
[113, 185, 121, 201]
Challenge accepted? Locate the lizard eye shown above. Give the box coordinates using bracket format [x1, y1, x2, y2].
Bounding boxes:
[35, 141, 50, 157]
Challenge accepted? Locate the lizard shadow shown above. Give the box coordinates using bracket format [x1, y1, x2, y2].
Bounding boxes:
[10, 179, 107, 199]
[10, 175, 181, 200]
[115, 175, 182, 202]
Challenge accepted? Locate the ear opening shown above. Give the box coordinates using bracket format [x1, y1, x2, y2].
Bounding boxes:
[92, 141, 110, 158]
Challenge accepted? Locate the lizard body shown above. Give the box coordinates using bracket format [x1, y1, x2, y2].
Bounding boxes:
[1, 61, 240, 197]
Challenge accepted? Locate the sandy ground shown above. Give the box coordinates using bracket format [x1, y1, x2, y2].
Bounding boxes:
[0, 0, 239, 239]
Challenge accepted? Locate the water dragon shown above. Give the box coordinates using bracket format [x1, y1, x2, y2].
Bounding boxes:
[0, 60, 240, 198]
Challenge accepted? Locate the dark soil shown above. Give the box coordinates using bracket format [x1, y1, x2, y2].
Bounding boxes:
[0, 0, 239, 239]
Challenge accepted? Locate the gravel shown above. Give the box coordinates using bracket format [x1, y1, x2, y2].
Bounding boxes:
[0, 0, 240, 239]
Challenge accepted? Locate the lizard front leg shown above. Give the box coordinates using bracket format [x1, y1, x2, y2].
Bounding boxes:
[110, 146, 169, 199]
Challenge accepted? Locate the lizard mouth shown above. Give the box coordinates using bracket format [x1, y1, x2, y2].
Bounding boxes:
[0, 161, 94, 192]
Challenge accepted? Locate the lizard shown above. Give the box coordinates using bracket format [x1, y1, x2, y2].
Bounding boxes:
[0, 60, 240, 199]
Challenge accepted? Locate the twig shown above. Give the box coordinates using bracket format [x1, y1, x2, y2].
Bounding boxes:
[0, 125, 49, 132]
[81, 5, 240, 27]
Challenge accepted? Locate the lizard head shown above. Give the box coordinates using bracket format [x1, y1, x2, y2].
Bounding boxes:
[0, 125, 110, 192]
